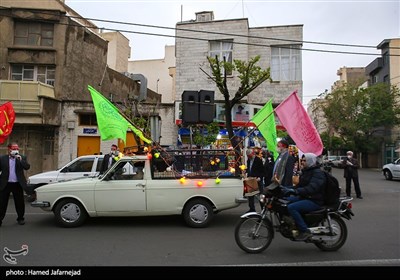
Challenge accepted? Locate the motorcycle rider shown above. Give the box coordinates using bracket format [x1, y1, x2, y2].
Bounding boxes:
[284, 153, 326, 240]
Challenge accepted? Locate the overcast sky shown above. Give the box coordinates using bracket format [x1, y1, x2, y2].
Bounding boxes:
[66, 0, 399, 105]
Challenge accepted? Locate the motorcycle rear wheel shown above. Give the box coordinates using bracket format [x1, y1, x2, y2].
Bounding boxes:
[234, 216, 273, 254]
[314, 215, 347, 251]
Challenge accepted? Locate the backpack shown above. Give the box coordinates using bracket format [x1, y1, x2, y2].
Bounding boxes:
[323, 171, 340, 206]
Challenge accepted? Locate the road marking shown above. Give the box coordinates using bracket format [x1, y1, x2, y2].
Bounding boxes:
[226, 259, 400, 266]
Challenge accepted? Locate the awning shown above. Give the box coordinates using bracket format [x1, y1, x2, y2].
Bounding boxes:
[178, 128, 191, 135]
[179, 128, 246, 137]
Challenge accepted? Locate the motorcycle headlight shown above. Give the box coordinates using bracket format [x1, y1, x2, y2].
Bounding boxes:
[259, 194, 266, 203]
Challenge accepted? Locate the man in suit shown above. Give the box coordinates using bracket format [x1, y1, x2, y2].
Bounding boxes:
[271, 139, 295, 188]
[262, 150, 275, 187]
[100, 144, 119, 174]
[342, 150, 362, 199]
[246, 148, 265, 212]
[0, 143, 30, 226]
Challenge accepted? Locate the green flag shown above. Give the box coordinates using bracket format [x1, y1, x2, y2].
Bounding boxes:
[251, 99, 278, 160]
[88, 85, 151, 144]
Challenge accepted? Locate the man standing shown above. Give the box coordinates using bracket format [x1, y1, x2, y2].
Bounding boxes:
[100, 144, 119, 174]
[271, 139, 295, 188]
[262, 150, 275, 187]
[245, 149, 264, 212]
[342, 151, 362, 199]
[0, 143, 31, 226]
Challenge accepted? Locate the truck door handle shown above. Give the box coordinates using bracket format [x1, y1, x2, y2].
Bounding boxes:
[136, 183, 145, 188]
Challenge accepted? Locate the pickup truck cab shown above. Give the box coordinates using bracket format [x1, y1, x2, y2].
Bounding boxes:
[27, 155, 104, 190]
[31, 153, 244, 228]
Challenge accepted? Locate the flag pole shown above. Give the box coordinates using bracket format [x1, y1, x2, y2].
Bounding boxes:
[230, 91, 297, 148]
[113, 103, 153, 143]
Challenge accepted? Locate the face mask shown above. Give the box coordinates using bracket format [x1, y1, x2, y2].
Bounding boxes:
[10, 150, 19, 157]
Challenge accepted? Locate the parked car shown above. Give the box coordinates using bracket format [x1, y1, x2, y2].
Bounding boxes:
[382, 158, 400, 180]
[27, 155, 105, 190]
[323, 156, 338, 166]
[331, 156, 347, 168]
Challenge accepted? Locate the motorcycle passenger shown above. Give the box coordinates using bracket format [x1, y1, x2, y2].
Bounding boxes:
[284, 153, 326, 241]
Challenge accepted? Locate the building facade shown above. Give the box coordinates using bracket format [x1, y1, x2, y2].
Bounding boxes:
[308, 39, 400, 167]
[0, 0, 160, 176]
[129, 12, 303, 148]
[174, 11, 303, 146]
[366, 38, 400, 164]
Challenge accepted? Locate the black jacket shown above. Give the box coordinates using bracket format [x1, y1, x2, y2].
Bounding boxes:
[263, 156, 275, 185]
[100, 154, 117, 174]
[246, 156, 264, 178]
[296, 165, 326, 206]
[342, 157, 359, 178]
[0, 154, 30, 191]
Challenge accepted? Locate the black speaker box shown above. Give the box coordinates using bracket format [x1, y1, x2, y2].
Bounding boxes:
[199, 90, 215, 123]
[182, 91, 199, 124]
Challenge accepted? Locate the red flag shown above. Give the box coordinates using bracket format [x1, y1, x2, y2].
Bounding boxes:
[275, 91, 323, 155]
[0, 102, 16, 144]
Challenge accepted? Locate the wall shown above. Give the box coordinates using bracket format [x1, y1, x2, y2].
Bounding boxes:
[128, 45, 175, 103]
[175, 18, 303, 106]
[101, 31, 130, 73]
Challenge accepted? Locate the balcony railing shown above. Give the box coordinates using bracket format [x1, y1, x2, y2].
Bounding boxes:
[0, 80, 55, 114]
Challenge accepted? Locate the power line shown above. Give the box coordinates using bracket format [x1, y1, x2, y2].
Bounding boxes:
[82, 15, 396, 50]
[1, 6, 398, 56]
[59, 20, 396, 56]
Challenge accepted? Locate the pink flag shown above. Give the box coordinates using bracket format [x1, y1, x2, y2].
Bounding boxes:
[275, 91, 323, 155]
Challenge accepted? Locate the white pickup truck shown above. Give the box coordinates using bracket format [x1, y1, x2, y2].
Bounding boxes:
[31, 153, 245, 228]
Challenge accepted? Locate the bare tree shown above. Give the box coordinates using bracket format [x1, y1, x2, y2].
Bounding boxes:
[200, 55, 272, 145]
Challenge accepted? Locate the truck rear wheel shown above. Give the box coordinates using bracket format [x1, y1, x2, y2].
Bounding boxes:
[183, 198, 214, 228]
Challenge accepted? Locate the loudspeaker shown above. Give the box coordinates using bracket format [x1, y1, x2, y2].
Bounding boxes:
[199, 90, 215, 123]
[182, 91, 199, 124]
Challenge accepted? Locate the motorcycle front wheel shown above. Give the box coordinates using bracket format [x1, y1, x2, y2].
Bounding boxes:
[234, 215, 274, 254]
[314, 214, 347, 251]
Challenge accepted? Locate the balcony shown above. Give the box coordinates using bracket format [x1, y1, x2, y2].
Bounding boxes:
[0, 80, 60, 125]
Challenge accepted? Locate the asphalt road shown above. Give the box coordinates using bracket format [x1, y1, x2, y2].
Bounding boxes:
[1, 168, 399, 271]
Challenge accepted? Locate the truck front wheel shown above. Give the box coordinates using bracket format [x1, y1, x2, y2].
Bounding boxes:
[183, 198, 214, 228]
[54, 199, 88, 227]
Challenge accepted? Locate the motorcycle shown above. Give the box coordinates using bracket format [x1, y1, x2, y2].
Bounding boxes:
[234, 186, 354, 253]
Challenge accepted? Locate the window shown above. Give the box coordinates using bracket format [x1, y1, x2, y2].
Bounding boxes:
[95, 158, 104, 172]
[382, 52, 389, 66]
[11, 64, 55, 86]
[44, 137, 54, 156]
[14, 21, 54, 47]
[112, 160, 145, 180]
[63, 158, 95, 173]
[383, 75, 389, 84]
[79, 114, 98, 126]
[271, 46, 301, 81]
[372, 75, 378, 84]
[209, 40, 233, 75]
